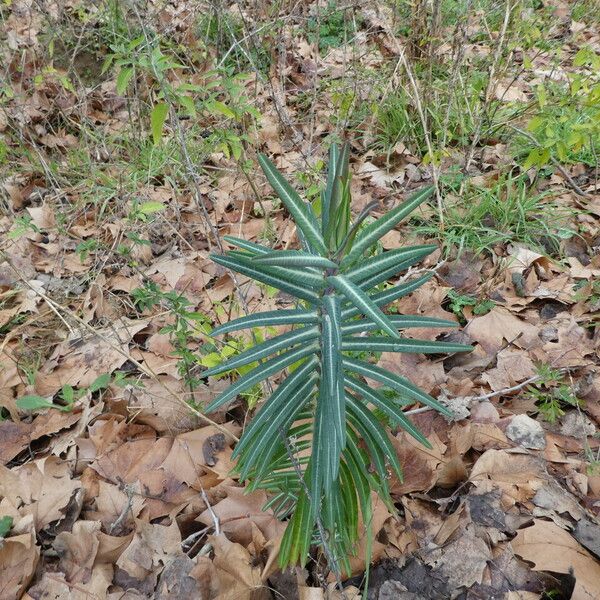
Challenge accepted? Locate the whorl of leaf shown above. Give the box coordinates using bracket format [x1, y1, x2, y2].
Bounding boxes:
[206, 145, 471, 572]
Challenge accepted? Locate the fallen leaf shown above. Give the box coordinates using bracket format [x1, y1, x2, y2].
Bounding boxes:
[512, 520, 600, 600]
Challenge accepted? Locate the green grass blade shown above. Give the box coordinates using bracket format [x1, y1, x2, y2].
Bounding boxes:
[255, 250, 338, 269]
[211, 254, 320, 303]
[341, 314, 457, 335]
[202, 325, 320, 378]
[343, 357, 453, 418]
[258, 154, 327, 255]
[211, 309, 319, 337]
[327, 275, 401, 339]
[341, 336, 472, 354]
[205, 342, 319, 412]
[342, 186, 434, 267]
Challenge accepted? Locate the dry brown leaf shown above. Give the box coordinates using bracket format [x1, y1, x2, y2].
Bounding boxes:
[469, 449, 546, 504]
[197, 486, 286, 548]
[0, 531, 39, 600]
[34, 319, 149, 396]
[0, 456, 80, 532]
[24, 565, 113, 600]
[465, 307, 540, 354]
[210, 533, 271, 600]
[116, 519, 182, 584]
[53, 520, 101, 583]
[512, 520, 600, 600]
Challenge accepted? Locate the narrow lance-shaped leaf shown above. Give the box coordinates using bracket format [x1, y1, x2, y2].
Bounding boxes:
[341, 336, 472, 355]
[222, 252, 326, 289]
[357, 251, 435, 291]
[202, 325, 320, 378]
[343, 356, 453, 418]
[233, 358, 318, 459]
[344, 375, 431, 447]
[341, 314, 457, 335]
[205, 342, 318, 412]
[258, 154, 328, 255]
[327, 275, 401, 339]
[341, 273, 433, 319]
[211, 309, 319, 337]
[211, 254, 319, 304]
[322, 294, 344, 450]
[346, 395, 403, 482]
[255, 250, 338, 269]
[344, 245, 436, 284]
[236, 375, 318, 481]
[342, 186, 434, 267]
[321, 143, 339, 236]
[223, 235, 272, 255]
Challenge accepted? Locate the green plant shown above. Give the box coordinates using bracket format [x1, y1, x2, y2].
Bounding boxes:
[202, 144, 471, 572]
[526, 364, 582, 423]
[517, 49, 600, 170]
[446, 289, 495, 323]
[413, 174, 575, 256]
[17, 372, 112, 413]
[307, 3, 362, 53]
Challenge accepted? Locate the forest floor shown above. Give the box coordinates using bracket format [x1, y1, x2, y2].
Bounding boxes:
[1, 1, 600, 599]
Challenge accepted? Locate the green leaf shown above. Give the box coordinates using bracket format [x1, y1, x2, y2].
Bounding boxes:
[223, 235, 272, 255]
[327, 275, 401, 339]
[341, 186, 434, 267]
[255, 250, 338, 269]
[89, 373, 112, 393]
[341, 336, 472, 354]
[341, 314, 457, 335]
[258, 154, 328, 255]
[357, 250, 436, 291]
[346, 395, 402, 482]
[150, 102, 169, 145]
[202, 325, 320, 377]
[344, 245, 436, 284]
[233, 358, 318, 460]
[343, 357, 453, 418]
[17, 395, 67, 412]
[321, 144, 339, 236]
[207, 100, 236, 119]
[205, 342, 319, 412]
[211, 254, 319, 304]
[138, 201, 165, 216]
[237, 374, 318, 481]
[116, 66, 134, 94]
[341, 273, 433, 319]
[211, 309, 319, 337]
[0, 516, 13, 538]
[345, 375, 431, 447]
[279, 482, 314, 568]
[222, 252, 326, 291]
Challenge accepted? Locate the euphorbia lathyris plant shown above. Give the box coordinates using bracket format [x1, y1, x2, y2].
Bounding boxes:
[204, 144, 470, 572]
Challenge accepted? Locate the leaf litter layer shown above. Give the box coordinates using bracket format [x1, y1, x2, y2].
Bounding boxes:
[0, 0, 599, 598]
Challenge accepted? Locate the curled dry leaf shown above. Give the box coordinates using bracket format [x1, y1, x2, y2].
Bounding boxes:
[0, 456, 80, 532]
[0, 531, 39, 600]
[512, 520, 600, 600]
